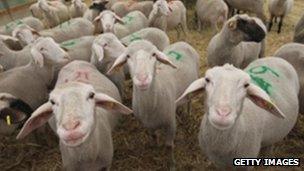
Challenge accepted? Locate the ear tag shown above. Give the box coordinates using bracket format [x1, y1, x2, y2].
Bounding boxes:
[6, 115, 11, 126]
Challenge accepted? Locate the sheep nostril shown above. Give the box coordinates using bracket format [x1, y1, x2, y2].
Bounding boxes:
[63, 120, 80, 131]
[216, 107, 232, 117]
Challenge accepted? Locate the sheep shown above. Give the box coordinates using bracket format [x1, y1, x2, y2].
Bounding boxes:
[107, 40, 200, 169]
[94, 10, 148, 38]
[12, 18, 95, 46]
[0, 37, 70, 135]
[69, 0, 88, 18]
[274, 43, 304, 114]
[195, 0, 228, 32]
[111, 0, 153, 18]
[294, 13, 304, 44]
[148, 0, 171, 31]
[176, 58, 299, 169]
[91, 33, 126, 96]
[0, 17, 44, 35]
[207, 14, 267, 69]
[0, 35, 23, 50]
[120, 27, 170, 51]
[148, 0, 187, 38]
[224, 0, 267, 22]
[17, 60, 132, 171]
[268, 0, 294, 33]
[38, 0, 71, 28]
[0, 34, 72, 71]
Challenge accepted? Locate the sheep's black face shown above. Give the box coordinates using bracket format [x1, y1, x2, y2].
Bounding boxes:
[237, 18, 266, 43]
[89, 2, 108, 11]
[0, 99, 32, 126]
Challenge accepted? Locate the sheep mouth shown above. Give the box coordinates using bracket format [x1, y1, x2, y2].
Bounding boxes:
[208, 115, 235, 130]
[62, 131, 89, 147]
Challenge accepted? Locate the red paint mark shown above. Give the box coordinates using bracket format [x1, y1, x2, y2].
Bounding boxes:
[70, 70, 90, 83]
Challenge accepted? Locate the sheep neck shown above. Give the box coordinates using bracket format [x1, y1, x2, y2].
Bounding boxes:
[202, 111, 246, 153]
[213, 32, 236, 59]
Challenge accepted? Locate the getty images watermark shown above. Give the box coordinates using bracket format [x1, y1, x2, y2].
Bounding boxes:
[233, 158, 300, 166]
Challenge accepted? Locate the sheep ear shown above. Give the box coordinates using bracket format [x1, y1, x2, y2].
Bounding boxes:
[176, 78, 206, 103]
[16, 102, 53, 139]
[107, 53, 128, 75]
[154, 51, 177, 69]
[0, 35, 19, 42]
[93, 13, 102, 23]
[31, 47, 44, 67]
[247, 83, 285, 119]
[228, 20, 237, 30]
[114, 14, 124, 24]
[91, 43, 104, 64]
[95, 93, 133, 114]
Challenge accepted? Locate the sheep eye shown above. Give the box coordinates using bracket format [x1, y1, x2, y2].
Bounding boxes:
[103, 43, 108, 47]
[205, 77, 210, 83]
[50, 99, 55, 105]
[244, 83, 250, 88]
[152, 53, 157, 57]
[126, 54, 130, 58]
[88, 92, 95, 99]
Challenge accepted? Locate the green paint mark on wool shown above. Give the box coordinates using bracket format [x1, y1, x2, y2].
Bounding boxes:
[60, 39, 79, 48]
[129, 33, 142, 42]
[166, 51, 182, 61]
[247, 65, 280, 95]
[122, 15, 134, 25]
[5, 20, 23, 32]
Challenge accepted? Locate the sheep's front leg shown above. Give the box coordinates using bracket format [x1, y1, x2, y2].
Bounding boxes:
[164, 120, 176, 171]
[268, 15, 274, 32]
[278, 16, 284, 34]
[149, 129, 160, 147]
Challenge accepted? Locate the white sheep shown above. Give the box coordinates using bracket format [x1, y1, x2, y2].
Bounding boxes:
[111, 0, 153, 18]
[107, 40, 200, 169]
[120, 27, 170, 51]
[148, 0, 170, 31]
[94, 10, 148, 38]
[176, 58, 299, 169]
[38, 0, 71, 28]
[268, 0, 294, 33]
[294, 13, 304, 43]
[148, 0, 187, 38]
[0, 37, 70, 135]
[12, 18, 95, 46]
[0, 37, 70, 71]
[69, 0, 88, 18]
[17, 60, 132, 170]
[0, 17, 44, 35]
[224, 0, 266, 22]
[91, 33, 125, 96]
[207, 14, 267, 69]
[195, 0, 228, 32]
[274, 43, 304, 114]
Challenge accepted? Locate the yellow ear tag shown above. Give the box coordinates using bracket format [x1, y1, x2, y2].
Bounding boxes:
[6, 115, 11, 126]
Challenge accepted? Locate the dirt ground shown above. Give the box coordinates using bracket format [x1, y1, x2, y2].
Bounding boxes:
[0, 0, 304, 171]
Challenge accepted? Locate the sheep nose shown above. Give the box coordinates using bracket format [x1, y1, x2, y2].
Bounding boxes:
[63, 120, 80, 131]
[137, 74, 148, 82]
[216, 107, 232, 117]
